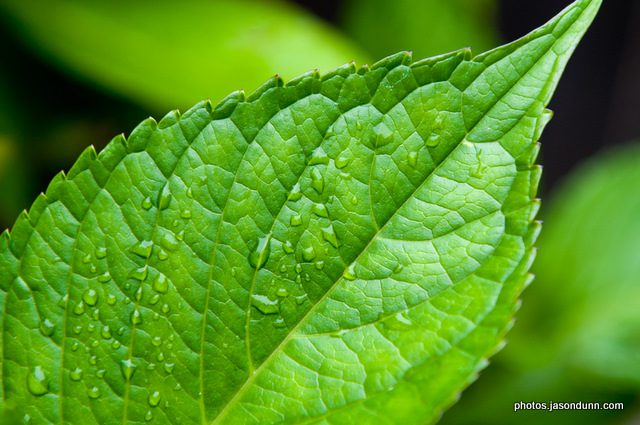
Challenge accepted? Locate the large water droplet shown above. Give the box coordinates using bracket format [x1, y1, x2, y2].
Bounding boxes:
[373, 122, 394, 146]
[312, 203, 328, 218]
[70, 367, 83, 381]
[82, 254, 92, 264]
[302, 246, 316, 262]
[309, 148, 329, 165]
[310, 168, 324, 194]
[141, 196, 153, 210]
[283, 240, 295, 254]
[153, 275, 169, 294]
[249, 234, 271, 270]
[180, 209, 192, 219]
[145, 411, 153, 422]
[344, 264, 357, 281]
[164, 363, 175, 374]
[288, 183, 302, 201]
[95, 246, 107, 259]
[290, 215, 302, 227]
[161, 233, 179, 251]
[130, 309, 143, 325]
[314, 260, 325, 270]
[73, 301, 85, 316]
[321, 226, 340, 248]
[251, 294, 279, 315]
[120, 359, 137, 381]
[148, 391, 161, 407]
[158, 249, 169, 261]
[132, 240, 154, 259]
[101, 325, 111, 339]
[408, 151, 418, 168]
[149, 294, 160, 305]
[162, 304, 171, 314]
[98, 272, 111, 283]
[426, 133, 440, 147]
[335, 156, 350, 169]
[82, 289, 99, 306]
[130, 266, 148, 281]
[26, 366, 48, 396]
[158, 186, 172, 210]
[106, 294, 116, 305]
[39, 318, 55, 337]
[87, 386, 101, 399]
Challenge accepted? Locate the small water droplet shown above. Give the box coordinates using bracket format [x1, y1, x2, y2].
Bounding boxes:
[335, 156, 350, 169]
[142, 196, 153, 210]
[117, 326, 126, 336]
[152, 336, 162, 347]
[82, 289, 99, 306]
[89, 355, 97, 365]
[356, 120, 363, 131]
[288, 183, 302, 201]
[57, 293, 69, 308]
[350, 195, 358, 205]
[162, 304, 171, 314]
[96, 369, 106, 379]
[274, 318, 286, 328]
[283, 240, 294, 254]
[176, 230, 185, 241]
[132, 240, 154, 259]
[26, 366, 48, 396]
[186, 187, 193, 198]
[408, 151, 418, 167]
[82, 254, 92, 264]
[98, 272, 111, 283]
[248, 234, 271, 270]
[157, 249, 169, 261]
[373, 122, 394, 146]
[309, 148, 329, 165]
[87, 386, 101, 399]
[310, 168, 324, 194]
[160, 233, 179, 251]
[130, 266, 148, 281]
[294, 294, 308, 305]
[344, 264, 357, 280]
[149, 294, 160, 305]
[156, 352, 165, 362]
[120, 359, 137, 380]
[394, 263, 404, 273]
[101, 325, 111, 339]
[70, 367, 83, 381]
[164, 363, 175, 374]
[107, 294, 117, 305]
[278, 264, 287, 274]
[426, 133, 440, 147]
[131, 309, 143, 325]
[251, 294, 279, 315]
[73, 301, 85, 316]
[321, 226, 340, 248]
[111, 340, 121, 349]
[314, 260, 325, 270]
[72, 341, 80, 351]
[312, 203, 328, 218]
[158, 186, 172, 210]
[153, 275, 169, 294]
[145, 410, 153, 422]
[39, 318, 55, 337]
[302, 246, 316, 262]
[90, 265, 97, 274]
[135, 287, 143, 302]
[180, 209, 192, 219]
[290, 215, 302, 227]
[88, 323, 96, 333]
[276, 287, 288, 297]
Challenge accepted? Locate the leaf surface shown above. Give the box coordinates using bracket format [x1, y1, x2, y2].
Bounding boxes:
[0, 1, 600, 423]
[0, 0, 368, 111]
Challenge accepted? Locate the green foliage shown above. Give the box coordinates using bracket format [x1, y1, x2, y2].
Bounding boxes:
[0, 0, 368, 111]
[342, 0, 498, 61]
[0, 0, 600, 423]
[441, 143, 640, 425]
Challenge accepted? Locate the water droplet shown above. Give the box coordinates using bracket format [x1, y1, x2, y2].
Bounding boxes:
[135, 287, 143, 302]
[312, 203, 328, 218]
[186, 187, 193, 198]
[373, 122, 394, 146]
[132, 240, 154, 259]
[147, 363, 156, 371]
[130, 266, 148, 281]
[70, 367, 83, 381]
[180, 209, 192, 219]
[276, 287, 288, 297]
[156, 352, 165, 362]
[394, 263, 404, 273]
[302, 246, 316, 261]
[26, 366, 48, 396]
[123, 298, 131, 305]
[162, 304, 171, 314]
[426, 133, 440, 147]
[57, 293, 69, 308]
[94, 246, 107, 259]
[22, 414, 31, 424]
[356, 120, 363, 131]
[117, 326, 126, 336]
[153, 275, 168, 294]
[176, 230, 185, 241]
[251, 294, 279, 315]
[96, 369, 106, 379]
[152, 336, 162, 346]
[39, 318, 55, 337]
[131, 309, 143, 325]
[279, 264, 287, 274]
[274, 318, 286, 328]
[158, 249, 169, 261]
[90, 265, 97, 274]
[350, 195, 358, 205]
[309, 148, 329, 165]
[73, 301, 85, 316]
[149, 294, 160, 305]
[295, 264, 303, 274]
[310, 168, 324, 194]
[408, 151, 418, 167]
[344, 264, 357, 280]
[294, 294, 308, 305]
[82, 289, 99, 306]
[87, 386, 101, 399]
[248, 234, 271, 270]
[111, 340, 121, 349]
[314, 260, 325, 270]
[283, 240, 294, 254]
[71, 341, 80, 351]
[89, 355, 97, 365]
[290, 215, 302, 227]
[88, 323, 96, 333]
[142, 196, 153, 210]
[145, 411, 153, 422]
[160, 233, 179, 251]
[106, 294, 116, 305]
[164, 363, 175, 374]
[288, 183, 302, 201]
[321, 226, 340, 248]
[82, 254, 92, 264]
[158, 186, 172, 210]
[101, 325, 111, 339]
[120, 359, 137, 381]
[335, 156, 350, 169]
[98, 272, 111, 283]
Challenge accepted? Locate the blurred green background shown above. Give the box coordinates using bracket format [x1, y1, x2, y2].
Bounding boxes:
[1, 0, 639, 423]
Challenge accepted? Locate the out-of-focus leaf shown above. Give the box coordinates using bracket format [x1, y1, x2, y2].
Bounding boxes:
[0, 0, 368, 111]
[441, 144, 640, 425]
[341, 0, 498, 61]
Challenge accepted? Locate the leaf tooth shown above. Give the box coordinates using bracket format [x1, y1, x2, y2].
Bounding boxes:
[157, 109, 182, 130]
[66, 145, 98, 179]
[246, 75, 283, 102]
[181, 99, 208, 120]
[285, 69, 320, 88]
[211, 89, 245, 120]
[370, 50, 412, 71]
[126, 116, 158, 153]
[321, 61, 357, 81]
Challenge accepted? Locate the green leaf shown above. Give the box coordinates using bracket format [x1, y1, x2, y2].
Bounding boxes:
[440, 143, 640, 425]
[0, 0, 368, 111]
[0, 0, 600, 423]
[341, 0, 499, 61]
